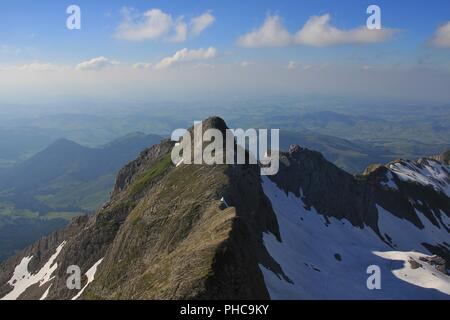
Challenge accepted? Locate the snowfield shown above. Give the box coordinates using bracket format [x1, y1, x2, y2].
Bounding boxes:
[1, 241, 66, 300]
[389, 159, 450, 198]
[260, 177, 450, 300]
[373, 251, 450, 295]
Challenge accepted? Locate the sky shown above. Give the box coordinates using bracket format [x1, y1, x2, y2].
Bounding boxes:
[0, 0, 449, 104]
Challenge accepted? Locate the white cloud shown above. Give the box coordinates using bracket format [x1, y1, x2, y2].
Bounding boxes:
[0, 62, 61, 72]
[172, 18, 188, 42]
[19, 63, 59, 71]
[154, 47, 217, 70]
[287, 61, 298, 70]
[429, 21, 450, 48]
[295, 14, 397, 47]
[2, 61, 450, 104]
[115, 8, 173, 41]
[238, 14, 397, 48]
[133, 62, 153, 69]
[237, 15, 292, 48]
[76, 57, 119, 71]
[115, 8, 214, 42]
[190, 11, 215, 36]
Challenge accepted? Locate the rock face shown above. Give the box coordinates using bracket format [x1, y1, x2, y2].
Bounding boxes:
[363, 158, 450, 236]
[259, 149, 450, 299]
[0, 117, 449, 300]
[419, 256, 448, 275]
[0, 117, 282, 300]
[431, 150, 450, 165]
[270, 145, 379, 231]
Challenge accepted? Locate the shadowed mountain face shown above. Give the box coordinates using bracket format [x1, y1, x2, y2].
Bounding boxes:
[0, 133, 163, 192]
[0, 117, 449, 300]
[0, 133, 163, 262]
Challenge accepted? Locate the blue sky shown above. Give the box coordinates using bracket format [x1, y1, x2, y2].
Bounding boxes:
[0, 0, 449, 103]
[0, 0, 449, 64]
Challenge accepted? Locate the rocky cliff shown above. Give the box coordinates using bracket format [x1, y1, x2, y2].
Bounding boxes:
[1, 117, 449, 300]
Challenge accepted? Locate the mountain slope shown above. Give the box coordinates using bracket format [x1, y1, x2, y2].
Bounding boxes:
[0, 117, 448, 300]
[0, 118, 281, 299]
[260, 147, 450, 299]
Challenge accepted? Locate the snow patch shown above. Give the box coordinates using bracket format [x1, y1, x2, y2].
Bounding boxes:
[71, 258, 104, 300]
[389, 160, 450, 198]
[39, 285, 52, 300]
[380, 171, 398, 191]
[1, 241, 66, 300]
[374, 251, 450, 295]
[176, 159, 183, 167]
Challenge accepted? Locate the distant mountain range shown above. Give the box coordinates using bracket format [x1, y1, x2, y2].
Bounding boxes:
[0, 133, 162, 192]
[0, 132, 162, 261]
[1, 117, 448, 300]
[280, 130, 450, 174]
[1, 118, 448, 266]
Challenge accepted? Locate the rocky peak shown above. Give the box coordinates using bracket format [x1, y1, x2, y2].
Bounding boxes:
[0, 117, 285, 300]
[201, 116, 228, 134]
[431, 150, 450, 165]
[288, 144, 303, 155]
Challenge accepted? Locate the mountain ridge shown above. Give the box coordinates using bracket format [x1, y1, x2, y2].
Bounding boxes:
[1, 117, 449, 300]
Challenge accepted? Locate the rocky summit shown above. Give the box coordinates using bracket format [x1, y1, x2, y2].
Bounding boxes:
[0, 117, 449, 300]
